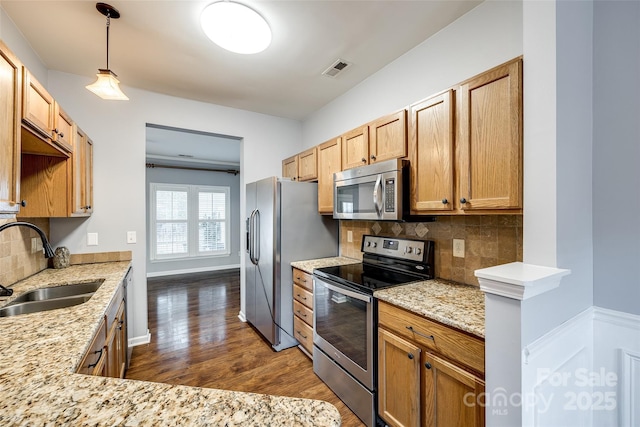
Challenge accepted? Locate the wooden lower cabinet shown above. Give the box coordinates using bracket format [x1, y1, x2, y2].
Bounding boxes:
[378, 301, 485, 427]
[77, 282, 127, 378]
[292, 268, 314, 358]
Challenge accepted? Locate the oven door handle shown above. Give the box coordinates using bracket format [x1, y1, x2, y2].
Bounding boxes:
[317, 279, 372, 303]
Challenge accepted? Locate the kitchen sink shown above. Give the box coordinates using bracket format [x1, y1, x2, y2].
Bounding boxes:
[8, 280, 104, 303]
[0, 280, 104, 317]
[0, 294, 95, 317]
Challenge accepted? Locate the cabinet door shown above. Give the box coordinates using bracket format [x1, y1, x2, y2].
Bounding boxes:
[71, 127, 93, 216]
[317, 137, 341, 214]
[457, 58, 522, 211]
[22, 68, 55, 139]
[422, 351, 485, 427]
[0, 42, 22, 214]
[282, 155, 298, 180]
[409, 90, 454, 212]
[297, 147, 318, 181]
[53, 103, 73, 153]
[18, 154, 69, 217]
[369, 110, 407, 164]
[341, 125, 369, 170]
[378, 328, 421, 427]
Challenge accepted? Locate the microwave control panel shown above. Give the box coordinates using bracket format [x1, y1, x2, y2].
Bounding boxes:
[384, 178, 395, 212]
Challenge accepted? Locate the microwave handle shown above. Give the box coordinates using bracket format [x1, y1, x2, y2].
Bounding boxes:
[373, 174, 383, 217]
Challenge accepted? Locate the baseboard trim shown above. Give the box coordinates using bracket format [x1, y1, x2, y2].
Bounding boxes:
[146, 264, 240, 278]
[238, 311, 246, 322]
[128, 330, 151, 347]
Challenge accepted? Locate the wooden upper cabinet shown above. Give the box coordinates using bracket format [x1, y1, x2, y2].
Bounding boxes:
[369, 110, 407, 164]
[70, 126, 93, 216]
[297, 146, 317, 182]
[0, 41, 22, 214]
[341, 125, 369, 170]
[317, 137, 341, 214]
[282, 155, 298, 181]
[21, 68, 72, 157]
[22, 68, 55, 139]
[53, 104, 74, 153]
[457, 57, 523, 211]
[342, 110, 407, 171]
[409, 90, 455, 213]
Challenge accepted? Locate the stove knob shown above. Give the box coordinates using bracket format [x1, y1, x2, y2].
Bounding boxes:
[366, 241, 371, 247]
[372, 242, 377, 248]
[415, 248, 422, 255]
[405, 247, 413, 254]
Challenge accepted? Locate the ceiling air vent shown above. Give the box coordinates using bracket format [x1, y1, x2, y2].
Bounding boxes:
[322, 59, 351, 78]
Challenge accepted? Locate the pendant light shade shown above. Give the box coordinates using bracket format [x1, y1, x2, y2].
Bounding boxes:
[86, 3, 128, 100]
[201, 1, 271, 54]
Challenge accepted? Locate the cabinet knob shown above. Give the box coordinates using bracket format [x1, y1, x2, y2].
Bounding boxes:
[53, 128, 58, 134]
[425, 362, 432, 369]
[59, 132, 64, 138]
[361, 157, 367, 163]
[85, 205, 92, 210]
[460, 198, 468, 204]
[408, 353, 414, 360]
[441, 198, 448, 205]
[20, 200, 27, 207]
[370, 155, 376, 161]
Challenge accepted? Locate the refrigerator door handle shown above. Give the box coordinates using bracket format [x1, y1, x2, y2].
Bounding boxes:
[253, 209, 260, 264]
[249, 209, 257, 265]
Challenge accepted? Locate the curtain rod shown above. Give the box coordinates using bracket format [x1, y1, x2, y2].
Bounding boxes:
[146, 163, 239, 175]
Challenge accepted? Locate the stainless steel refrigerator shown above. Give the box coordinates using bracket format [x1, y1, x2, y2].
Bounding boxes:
[245, 176, 338, 351]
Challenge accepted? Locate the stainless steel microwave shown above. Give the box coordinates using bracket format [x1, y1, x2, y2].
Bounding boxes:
[333, 159, 408, 221]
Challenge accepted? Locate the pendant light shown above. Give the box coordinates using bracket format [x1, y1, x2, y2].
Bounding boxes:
[200, 1, 271, 54]
[86, 2, 129, 100]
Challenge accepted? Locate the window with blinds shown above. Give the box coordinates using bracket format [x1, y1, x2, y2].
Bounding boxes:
[150, 183, 231, 260]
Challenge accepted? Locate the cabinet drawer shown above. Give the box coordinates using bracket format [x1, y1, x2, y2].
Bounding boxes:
[378, 301, 484, 375]
[294, 315, 313, 354]
[293, 268, 313, 291]
[293, 300, 313, 327]
[293, 283, 313, 309]
[76, 317, 107, 375]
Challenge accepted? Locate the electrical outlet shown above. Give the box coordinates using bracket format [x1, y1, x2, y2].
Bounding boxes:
[347, 230, 353, 243]
[453, 239, 465, 258]
[87, 232, 99, 246]
[127, 231, 137, 244]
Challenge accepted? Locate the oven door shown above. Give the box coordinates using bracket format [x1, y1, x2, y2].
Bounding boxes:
[313, 275, 373, 389]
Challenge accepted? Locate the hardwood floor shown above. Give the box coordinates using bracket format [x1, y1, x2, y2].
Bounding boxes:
[126, 270, 365, 427]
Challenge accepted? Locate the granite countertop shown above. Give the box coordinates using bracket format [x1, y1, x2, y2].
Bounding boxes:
[291, 256, 361, 275]
[374, 279, 485, 338]
[0, 262, 340, 426]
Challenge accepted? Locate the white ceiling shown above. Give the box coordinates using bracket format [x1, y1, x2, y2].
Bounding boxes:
[2, 0, 482, 165]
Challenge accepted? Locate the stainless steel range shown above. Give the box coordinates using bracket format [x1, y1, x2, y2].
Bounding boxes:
[312, 235, 435, 427]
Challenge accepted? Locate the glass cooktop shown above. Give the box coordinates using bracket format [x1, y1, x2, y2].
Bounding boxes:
[314, 262, 426, 294]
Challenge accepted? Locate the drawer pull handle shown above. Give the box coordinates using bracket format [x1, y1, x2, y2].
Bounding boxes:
[296, 310, 307, 318]
[296, 276, 307, 282]
[406, 326, 434, 341]
[296, 330, 308, 340]
[88, 348, 103, 368]
[296, 294, 306, 300]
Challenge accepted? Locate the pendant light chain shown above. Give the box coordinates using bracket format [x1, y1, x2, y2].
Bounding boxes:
[106, 12, 110, 70]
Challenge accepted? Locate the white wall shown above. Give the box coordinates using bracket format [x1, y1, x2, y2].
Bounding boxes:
[145, 165, 241, 276]
[301, 0, 523, 148]
[592, 0, 640, 316]
[36, 71, 300, 343]
[0, 6, 47, 84]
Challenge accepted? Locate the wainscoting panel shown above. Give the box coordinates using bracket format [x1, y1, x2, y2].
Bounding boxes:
[522, 307, 594, 427]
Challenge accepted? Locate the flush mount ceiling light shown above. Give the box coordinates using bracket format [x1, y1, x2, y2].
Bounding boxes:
[85, 2, 129, 100]
[200, 1, 272, 54]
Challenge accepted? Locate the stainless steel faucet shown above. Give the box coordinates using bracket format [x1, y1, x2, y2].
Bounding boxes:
[0, 221, 55, 296]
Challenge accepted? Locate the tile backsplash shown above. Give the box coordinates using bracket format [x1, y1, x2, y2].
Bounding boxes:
[0, 218, 50, 286]
[339, 216, 523, 286]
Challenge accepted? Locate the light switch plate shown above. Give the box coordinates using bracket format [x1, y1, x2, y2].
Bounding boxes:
[87, 232, 99, 246]
[453, 239, 465, 258]
[127, 231, 137, 244]
[347, 230, 353, 243]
